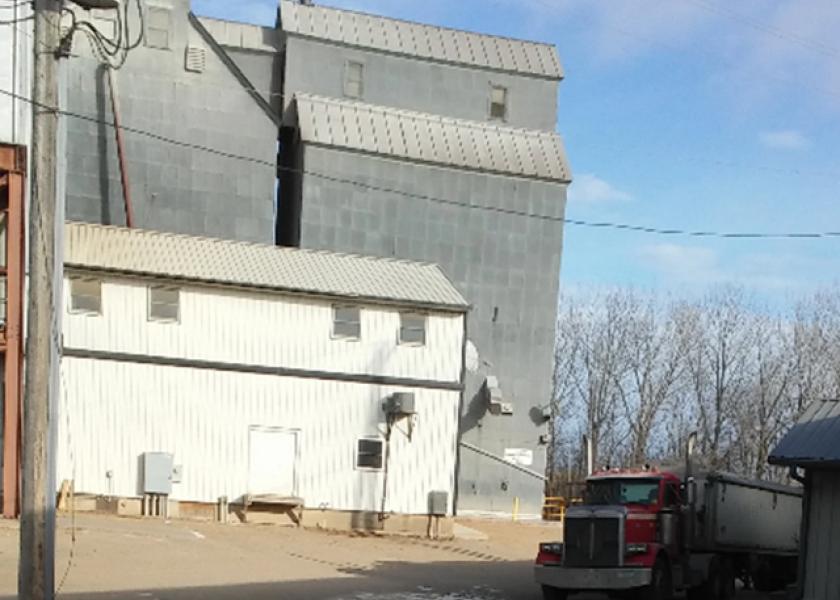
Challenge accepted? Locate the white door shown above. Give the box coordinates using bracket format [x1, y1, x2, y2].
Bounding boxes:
[248, 427, 298, 497]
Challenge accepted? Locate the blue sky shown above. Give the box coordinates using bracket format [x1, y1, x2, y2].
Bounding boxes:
[194, 0, 840, 300]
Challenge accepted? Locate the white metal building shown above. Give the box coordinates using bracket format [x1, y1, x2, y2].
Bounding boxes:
[770, 399, 840, 600]
[58, 222, 468, 521]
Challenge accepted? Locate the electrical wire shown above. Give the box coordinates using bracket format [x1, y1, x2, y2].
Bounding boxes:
[62, 0, 144, 69]
[0, 14, 32, 24]
[680, 0, 840, 59]
[2, 84, 839, 241]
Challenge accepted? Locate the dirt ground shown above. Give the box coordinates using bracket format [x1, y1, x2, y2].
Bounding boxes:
[0, 514, 777, 599]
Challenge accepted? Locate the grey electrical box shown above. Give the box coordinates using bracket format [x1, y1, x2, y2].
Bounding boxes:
[143, 452, 174, 495]
[428, 490, 448, 516]
[383, 392, 416, 416]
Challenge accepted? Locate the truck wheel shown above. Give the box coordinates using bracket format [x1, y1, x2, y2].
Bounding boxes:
[689, 557, 721, 600]
[719, 559, 735, 600]
[640, 557, 673, 600]
[541, 585, 569, 600]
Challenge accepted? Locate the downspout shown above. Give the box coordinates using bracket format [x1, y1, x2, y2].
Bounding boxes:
[106, 67, 133, 227]
[452, 312, 468, 516]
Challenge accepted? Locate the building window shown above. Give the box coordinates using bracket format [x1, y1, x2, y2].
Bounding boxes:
[344, 60, 364, 99]
[69, 277, 102, 315]
[145, 7, 172, 50]
[490, 85, 508, 120]
[399, 312, 426, 346]
[356, 438, 384, 470]
[333, 305, 361, 340]
[148, 285, 180, 323]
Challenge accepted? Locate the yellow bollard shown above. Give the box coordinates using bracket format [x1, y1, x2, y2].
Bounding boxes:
[513, 496, 520, 522]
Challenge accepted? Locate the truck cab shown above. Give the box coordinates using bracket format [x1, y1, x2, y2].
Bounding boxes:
[536, 469, 682, 600]
[535, 467, 801, 600]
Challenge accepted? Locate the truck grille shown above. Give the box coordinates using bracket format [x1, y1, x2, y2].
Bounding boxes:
[563, 516, 622, 567]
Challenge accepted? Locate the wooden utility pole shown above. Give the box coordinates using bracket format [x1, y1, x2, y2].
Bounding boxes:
[20, 1, 61, 598]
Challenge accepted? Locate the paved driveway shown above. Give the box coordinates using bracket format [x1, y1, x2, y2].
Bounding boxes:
[0, 515, 777, 600]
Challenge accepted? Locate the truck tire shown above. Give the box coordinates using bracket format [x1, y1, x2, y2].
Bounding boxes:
[720, 559, 735, 600]
[640, 556, 673, 600]
[688, 557, 721, 600]
[541, 585, 569, 600]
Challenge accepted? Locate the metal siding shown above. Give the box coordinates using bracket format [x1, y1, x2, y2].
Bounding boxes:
[58, 357, 459, 514]
[298, 145, 568, 517]
[283, 36, 559, 132]
[0, 6, 32, 146]
[63, 276, 465, 384]
[293, 93, 571, 182]
[280, 0, 562, 79]
[804, 472, 840, 600]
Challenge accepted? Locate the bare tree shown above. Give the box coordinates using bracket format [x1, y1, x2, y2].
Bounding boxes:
[678, 288, 753, 469]
[554, 290, 635, 470]
[617, 297, 685, 465]
[551, 284, 840, 483]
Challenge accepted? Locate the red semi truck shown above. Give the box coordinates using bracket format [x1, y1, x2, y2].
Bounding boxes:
[535, 460, 802, 600]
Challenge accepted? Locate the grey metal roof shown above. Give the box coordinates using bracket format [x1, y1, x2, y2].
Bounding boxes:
[278, 0, 563, 80]
[769, 400, 840, 467]
[197, 16, 281, 53]
[292, 93, 572, 182]
[64, 222, 468, 311]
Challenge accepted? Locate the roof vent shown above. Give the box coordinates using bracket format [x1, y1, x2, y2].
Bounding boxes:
[185, 45, 206, 73]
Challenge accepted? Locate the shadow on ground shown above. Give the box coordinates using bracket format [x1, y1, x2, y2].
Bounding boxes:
[3, 560, 543, 600]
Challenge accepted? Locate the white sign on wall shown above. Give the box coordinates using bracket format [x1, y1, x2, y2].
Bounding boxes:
[504, 448, 534, 467]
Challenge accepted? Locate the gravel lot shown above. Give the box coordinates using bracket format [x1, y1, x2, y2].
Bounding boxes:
[0, 514, 777, 600]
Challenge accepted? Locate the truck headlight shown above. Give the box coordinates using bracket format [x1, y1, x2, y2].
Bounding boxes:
[540, 542, 563, 555]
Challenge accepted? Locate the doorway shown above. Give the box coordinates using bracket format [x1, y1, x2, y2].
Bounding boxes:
[247, 426, 299, 497]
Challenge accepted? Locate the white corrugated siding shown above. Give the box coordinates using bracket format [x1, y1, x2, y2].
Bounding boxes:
[0, 4, 32, 145]
[804, 471, 840, 600]
[58, 357, 459, 514]
[63, 276, 464, 383]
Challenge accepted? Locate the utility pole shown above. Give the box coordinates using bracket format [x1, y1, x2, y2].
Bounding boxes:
[20, 1, 61, 598]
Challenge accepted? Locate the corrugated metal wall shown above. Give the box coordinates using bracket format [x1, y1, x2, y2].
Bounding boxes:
[0, 4, 32, 146]
[804, 471, 840, 600]
[63, 276, 464, 384]
[59, 275, 464, 515]
[58, 357, 460, 514]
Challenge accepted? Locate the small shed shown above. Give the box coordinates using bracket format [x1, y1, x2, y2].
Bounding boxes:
[58, 222, 469, 533]
[769, 399, 840, 600]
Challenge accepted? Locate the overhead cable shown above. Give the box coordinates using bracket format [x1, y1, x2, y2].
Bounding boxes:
[1, 85, 838, 241]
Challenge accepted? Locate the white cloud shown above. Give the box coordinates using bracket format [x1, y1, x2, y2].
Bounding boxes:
[568, 173, 632, 205]
[640, 244, 721, 286]
[759, 129, 810, 150]
[638, 244, 816, 292]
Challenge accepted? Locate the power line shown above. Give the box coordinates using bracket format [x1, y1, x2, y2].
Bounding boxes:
[681, 0, 840, 60]
[1, 85, 839, 241]
[0, 14, 32, 24]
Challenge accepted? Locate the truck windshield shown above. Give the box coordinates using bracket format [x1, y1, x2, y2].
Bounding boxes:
[585, 478, 660, 506]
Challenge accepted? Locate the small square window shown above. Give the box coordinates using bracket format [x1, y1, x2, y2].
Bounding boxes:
[70, 277, 102, 315]
[333, 305, 361, 339]
[399, 312, 426, 346]
[344, 60, 364, 99]
[146, 7, 172, 50]
[356, 438, 383, 470]
[490, 85, 508, 120]
[149, 285, 180, 323]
